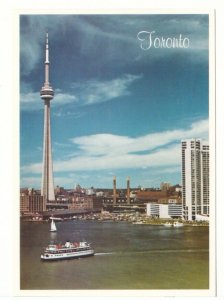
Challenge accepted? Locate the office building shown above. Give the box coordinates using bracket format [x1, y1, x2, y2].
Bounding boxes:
[146, 203, 182, 219]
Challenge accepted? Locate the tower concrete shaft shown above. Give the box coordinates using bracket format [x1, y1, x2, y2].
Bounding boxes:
[40, 33, 55, 208]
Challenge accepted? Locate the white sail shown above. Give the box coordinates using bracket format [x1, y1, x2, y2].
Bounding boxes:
[50, 219, 57, 232]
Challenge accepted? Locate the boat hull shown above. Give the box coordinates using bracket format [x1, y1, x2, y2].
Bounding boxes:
[41, 249, 94, 261]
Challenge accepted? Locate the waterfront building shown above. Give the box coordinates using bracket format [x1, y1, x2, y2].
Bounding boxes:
[181, 139, 209, 221]
[160, 182, 171, 191]
[20, 194, 29, 213]
[40, 33, 55, 209]
[146, 203, 182, 219]
[103, 197, 135, 205]
[92, 196, 104, 210]
[86, 187, 96, 196]
[168, 198, 178, 204]
[70, 197, 93, 210]
[136, 190, 167, 203]
[96, 191, 104, 197]
[20, 194, 43, 214]
[175, 185, 182, 193]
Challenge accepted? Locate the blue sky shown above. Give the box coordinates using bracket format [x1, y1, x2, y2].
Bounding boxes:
[20, 14, 209, 189]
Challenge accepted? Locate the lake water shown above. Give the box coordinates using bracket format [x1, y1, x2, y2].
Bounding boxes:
[20, 220, 209, 290]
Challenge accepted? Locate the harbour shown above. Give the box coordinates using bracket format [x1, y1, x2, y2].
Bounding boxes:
[20, 219, 209, 290]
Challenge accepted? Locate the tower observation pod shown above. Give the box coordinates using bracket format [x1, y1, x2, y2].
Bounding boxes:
[40, 33, 55, 209]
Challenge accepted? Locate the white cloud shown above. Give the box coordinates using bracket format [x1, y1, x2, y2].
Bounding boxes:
[20, 92, 40, 111]
[70, 118, 208, 156]
[54, 176, 79, 188]
[54, 93, 78, 105]
[20, 15, 138, 76]
[20, 15, 70, 75]
[54, 142, 72, 148]
[20, 176, 41, 188]
[20, 15, 208, 78]
[153, 166, 182, 174]
[20, 91, 78, 111]
[20, 74, 142, 111]
[21, 118, 208, 175]
[70, 74, 143, 105]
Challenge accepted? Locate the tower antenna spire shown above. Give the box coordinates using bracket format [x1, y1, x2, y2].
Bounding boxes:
[45, 32, 49, 62]
[43, 31, 51, 87]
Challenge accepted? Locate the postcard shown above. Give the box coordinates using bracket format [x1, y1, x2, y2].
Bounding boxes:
[16, 9, 217, 299]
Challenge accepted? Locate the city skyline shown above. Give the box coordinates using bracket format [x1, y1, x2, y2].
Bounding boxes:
[20, 14, 209, 189]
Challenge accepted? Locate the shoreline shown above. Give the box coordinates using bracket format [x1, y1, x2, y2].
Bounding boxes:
[21, 212, 209, 227]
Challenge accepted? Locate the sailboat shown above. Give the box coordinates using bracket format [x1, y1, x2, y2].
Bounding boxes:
[50, 219, 57, 232]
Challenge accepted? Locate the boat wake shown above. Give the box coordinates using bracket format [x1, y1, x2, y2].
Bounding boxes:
[95, 249, 208, 256]
[95, 252, 115, 256]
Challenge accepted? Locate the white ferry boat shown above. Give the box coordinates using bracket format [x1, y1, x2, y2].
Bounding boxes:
[41, 241, 94, 261]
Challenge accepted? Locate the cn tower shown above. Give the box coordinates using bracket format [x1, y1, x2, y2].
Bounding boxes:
[40, 33, 55, 209]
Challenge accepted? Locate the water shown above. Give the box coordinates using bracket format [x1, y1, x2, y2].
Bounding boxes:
[20, 220, 209, 290]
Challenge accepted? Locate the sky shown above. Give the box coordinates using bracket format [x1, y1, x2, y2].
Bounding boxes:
[20, 14, 209, 189]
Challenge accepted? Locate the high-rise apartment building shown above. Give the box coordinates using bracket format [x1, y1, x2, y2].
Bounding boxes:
[181, 139, 209, 220]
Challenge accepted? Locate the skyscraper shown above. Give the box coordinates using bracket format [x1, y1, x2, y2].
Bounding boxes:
[40, 33, 55, 210]
[181, 139, 209, 221]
